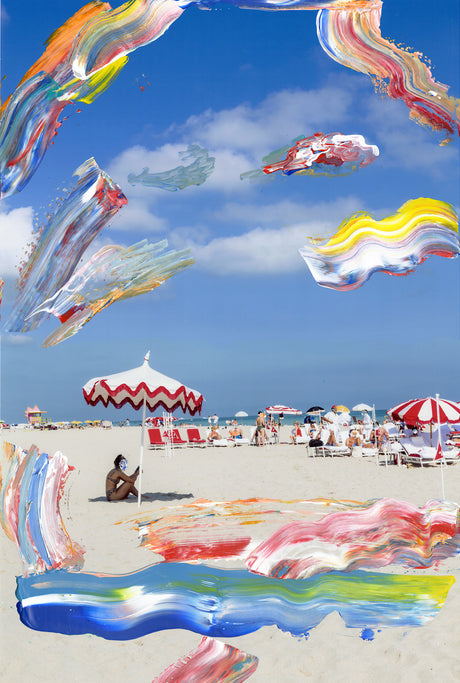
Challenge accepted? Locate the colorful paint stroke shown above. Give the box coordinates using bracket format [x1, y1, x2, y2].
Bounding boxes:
[263, 133, 379, 177]
[0, 442, 84, 575]
[242, 132, 379, 181]
[134, 497, 357, 562]
[28, 238, 194, 347]
[2, 1, 457, 200]
[133, 498, 460, 572]
[128, 144, 215, 191]
[16, 562, 455, 639]
[246, 498, 460, 579]
[6, 158, 127, 334]
[0, 0, 184, 198]
[153, 636, 259, 683]
[316, 2, 460, 141]
[299, 197, 459, 290]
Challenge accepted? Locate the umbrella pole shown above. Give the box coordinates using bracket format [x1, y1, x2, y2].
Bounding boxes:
[436, 393, 445, 500]
[138, 396, 147, 509]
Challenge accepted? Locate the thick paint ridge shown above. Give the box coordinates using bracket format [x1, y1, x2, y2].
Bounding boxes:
[0, 442, 84, 575]
[153, 636, 258, 682]
[243, 132, 379, 181]
[16, 563, 455, 640]
[299, 197, 459, 290]
[31, 238, 194, 347]
[6, 158, 127, 334]
[246, 498, 460, 578]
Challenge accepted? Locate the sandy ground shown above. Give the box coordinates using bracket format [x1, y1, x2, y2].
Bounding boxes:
[1, 425, 459, 682]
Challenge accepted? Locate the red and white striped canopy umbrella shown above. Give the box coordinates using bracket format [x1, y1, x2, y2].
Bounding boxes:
[83, 352, 203, 508]
[388, 397, 460, 425]
[266, 405, 302, 415]
[83, 351, 203, 415]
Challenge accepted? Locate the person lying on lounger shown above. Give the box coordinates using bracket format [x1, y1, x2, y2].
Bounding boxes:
[346, 429, 375, 450]
[105, 454, 140, 501]
[208, 425, 223, 442]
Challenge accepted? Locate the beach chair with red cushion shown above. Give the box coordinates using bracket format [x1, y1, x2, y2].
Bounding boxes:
[165, 428, 187, 447]
[186, 428, 207, 447]
[148, 427, 166, 449]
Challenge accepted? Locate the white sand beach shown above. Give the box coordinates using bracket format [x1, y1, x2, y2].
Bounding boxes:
[1, 425, 459, 682]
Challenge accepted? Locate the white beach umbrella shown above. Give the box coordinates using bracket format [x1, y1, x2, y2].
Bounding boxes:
[352, 403, 373, 412]
[83, 351, 203, 506]
[235, 411, 248, 418]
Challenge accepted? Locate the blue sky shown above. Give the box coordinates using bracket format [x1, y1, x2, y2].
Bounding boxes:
[0, 0, 459, 422]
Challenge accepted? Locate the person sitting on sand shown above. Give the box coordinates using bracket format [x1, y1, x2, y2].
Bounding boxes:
[105, 454, 140, 501]
[208, 425, 223, 442]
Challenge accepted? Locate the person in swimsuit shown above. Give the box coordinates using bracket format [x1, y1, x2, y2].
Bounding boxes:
[105, 454, 140, 501]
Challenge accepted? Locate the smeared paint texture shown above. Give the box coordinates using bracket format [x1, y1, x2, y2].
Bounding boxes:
[128, 144, 215, 191]
[6, 158, 127, 334]
[1, 2, 457, 200]
[316, 2, 460, 141]
[0, 442, 84, 575]
[134, 497, 356, 562]
[29, 238, 194, 347]
[299, 198, 459, 290]
[153, 636, 259, 682]
[0, 0, 183, 198]
[134, 498, 460, 575]
[242, 133, 379, 181]
[16, 563, 455, 639]
[246, 498, 460, 578]
[0, 278, 4, 318]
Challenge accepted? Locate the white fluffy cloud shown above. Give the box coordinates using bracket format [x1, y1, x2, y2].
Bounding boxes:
[181, 86, 353, 155]
[0, 206, 34, 276]
[171, 196, 363, 275]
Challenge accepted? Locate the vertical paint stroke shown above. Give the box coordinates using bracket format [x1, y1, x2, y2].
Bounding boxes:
[0, 278, 4, 318]
[316, 3, 460, 140]
[0, 441, 84, 574]
[128, 144, 215, 191]
[15, 563, 455, 639]
[299, 197, 459, 290]
[6, 158, 127, 334]
[29, 238, 194, 347]
[153, 636, 259, 682]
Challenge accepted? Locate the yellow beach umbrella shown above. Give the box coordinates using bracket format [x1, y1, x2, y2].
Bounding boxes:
[334, 405, 350, 413]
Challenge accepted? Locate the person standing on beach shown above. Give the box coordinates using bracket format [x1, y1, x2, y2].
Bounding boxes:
[254, 411, 267, 446]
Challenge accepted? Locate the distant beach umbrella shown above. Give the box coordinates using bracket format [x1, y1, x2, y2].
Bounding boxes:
[306, 406, 324, 415]
[352, 403, 373, 412]
[83, 351, 203, 507]
[334, 405, 350, 413]
[235, 411, 248, 418]
[266, 405, 302, 415]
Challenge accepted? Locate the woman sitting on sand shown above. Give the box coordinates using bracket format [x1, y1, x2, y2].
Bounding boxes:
[105, 454, 140, 501]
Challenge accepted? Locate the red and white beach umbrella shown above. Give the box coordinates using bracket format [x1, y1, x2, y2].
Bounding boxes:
[388, 396, 460, 425]
[266, 405, 302, 415]
[83, 351, 203, 506]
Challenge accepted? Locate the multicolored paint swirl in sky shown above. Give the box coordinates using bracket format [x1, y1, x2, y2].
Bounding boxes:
[299, 197, 459, 290]
[1, 1, 457, 197]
